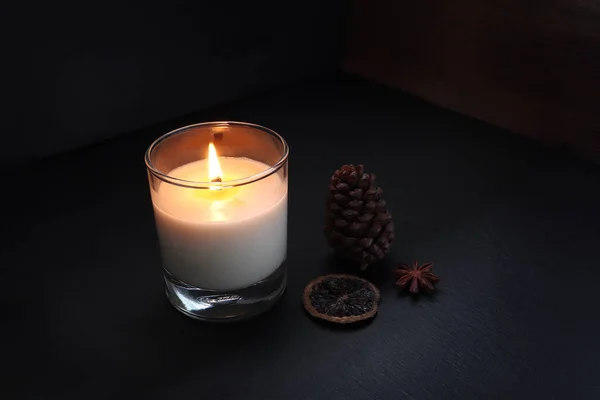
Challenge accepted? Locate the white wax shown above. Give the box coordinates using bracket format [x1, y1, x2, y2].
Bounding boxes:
[151, 157, 287, 290]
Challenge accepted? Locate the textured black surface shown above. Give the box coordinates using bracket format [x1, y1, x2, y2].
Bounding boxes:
[2, 73, 599, 399]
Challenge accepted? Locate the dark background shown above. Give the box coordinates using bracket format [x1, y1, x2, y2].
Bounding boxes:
[344, 0, 600, 161]
[2, 1, 600, 399]
[4, 0, 599, 165]
[2, 0, 345, 165]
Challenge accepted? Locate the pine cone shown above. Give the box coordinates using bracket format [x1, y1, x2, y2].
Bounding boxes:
[324, 164, 395, 269]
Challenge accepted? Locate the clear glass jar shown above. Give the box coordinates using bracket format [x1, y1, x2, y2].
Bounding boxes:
[145, 121, 289, 321]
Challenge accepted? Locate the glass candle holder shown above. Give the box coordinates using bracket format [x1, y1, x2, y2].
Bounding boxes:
[145, 121, 289, 321]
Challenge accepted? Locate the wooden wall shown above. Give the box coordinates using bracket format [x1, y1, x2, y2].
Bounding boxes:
[343, 0, 600, 161]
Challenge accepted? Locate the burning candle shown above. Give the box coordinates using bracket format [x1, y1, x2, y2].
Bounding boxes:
[145, 122, 289, 321]
[152, 143, 287, 289]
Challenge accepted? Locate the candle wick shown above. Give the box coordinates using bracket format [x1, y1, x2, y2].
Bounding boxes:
[211, 177, 222, 183]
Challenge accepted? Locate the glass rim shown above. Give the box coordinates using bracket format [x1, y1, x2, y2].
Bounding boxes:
[144, 121, 289, 189]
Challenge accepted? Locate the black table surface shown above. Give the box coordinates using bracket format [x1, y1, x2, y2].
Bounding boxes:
[3, 73, 599, 399]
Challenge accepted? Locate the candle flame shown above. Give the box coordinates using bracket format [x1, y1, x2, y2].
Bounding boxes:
[208, 143, 223, 189]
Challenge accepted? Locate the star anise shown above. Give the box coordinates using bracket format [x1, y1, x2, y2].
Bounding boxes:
[394, 261, 439, 294]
